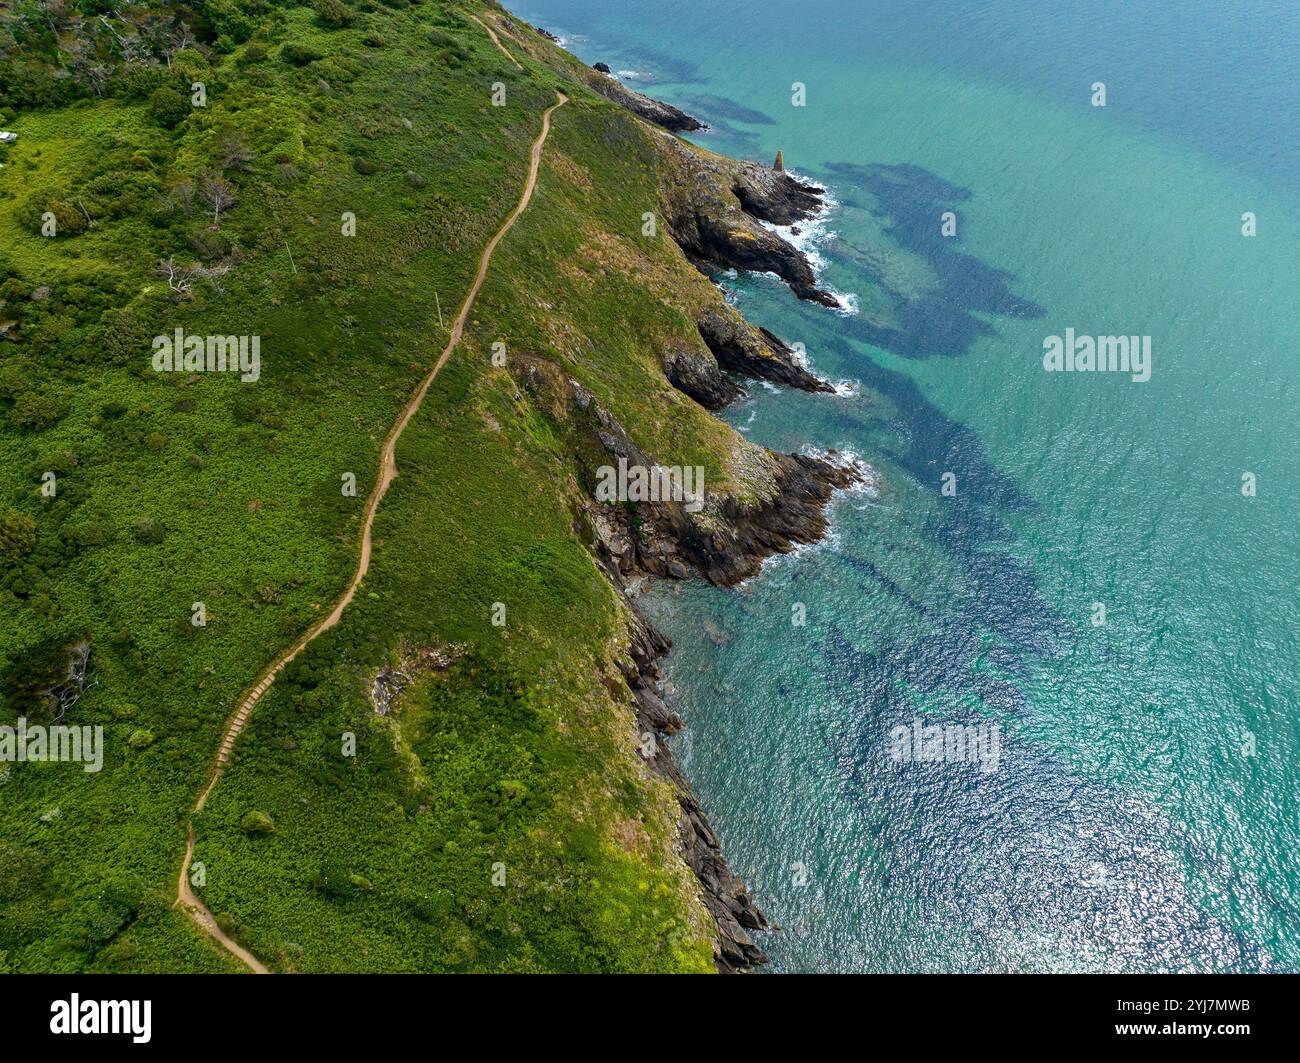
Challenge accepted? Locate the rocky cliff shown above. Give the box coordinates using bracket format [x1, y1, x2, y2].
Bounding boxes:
[580, 66, 707, 132]
[653, 134, 842, 308]
[497, 8, 864, 971]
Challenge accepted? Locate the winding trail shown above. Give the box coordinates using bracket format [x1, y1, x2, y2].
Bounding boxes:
[175, 90, 568, 973]
[469, 13, 524, 70]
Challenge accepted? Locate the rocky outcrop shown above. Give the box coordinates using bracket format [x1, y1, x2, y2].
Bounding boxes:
[369, 642, 462, 716]
[564, 38, 837, 309]
[600, 449, 856, 586]
[696, 306, 833, 395]
[653, 136, 840, 307]
[661, 338, 745, 410]
[659, 304, 831, 410]
[729, 158, 827, 226]
[581, 67, 705, 132]
[512, 353, 861, 588]
[621, 612, 769, 972]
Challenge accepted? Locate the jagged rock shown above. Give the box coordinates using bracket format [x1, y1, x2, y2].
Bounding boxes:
[696, 306, 833, 395]
[512, 351, 861, 588]
[653, 137, 840, 307]
[625, 607, 769, 972]
[729, 158, 826, 226]
[536, 26, 561, 42]
[580, 67, 705, 132]
[661, 338, 745, 410]
[632, 682, 683, 733]
[592, 61, 611, 73]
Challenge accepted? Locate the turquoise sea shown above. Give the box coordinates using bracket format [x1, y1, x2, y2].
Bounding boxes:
[518, 0, 1300, 971]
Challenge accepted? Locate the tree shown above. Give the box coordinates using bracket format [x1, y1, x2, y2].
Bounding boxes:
[148, 85, 189, 128]
[156, 257, 231, 297]
[0, 509, 36, 561]
[313, 0, 354, 29]
[197, 173, 236, 227]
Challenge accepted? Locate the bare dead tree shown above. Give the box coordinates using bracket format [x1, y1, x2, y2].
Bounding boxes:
[97, 13, 150, 64]
[156, 257, 232, 297]
[162, 22, 196, 67]
[44, 641, 97, 724]
[197, 173, 236, 227]
[35, 0, 68, 34]
[86, 61, 111, 98]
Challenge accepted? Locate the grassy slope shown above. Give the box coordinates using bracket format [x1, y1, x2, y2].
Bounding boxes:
[1, 1, 761, 972]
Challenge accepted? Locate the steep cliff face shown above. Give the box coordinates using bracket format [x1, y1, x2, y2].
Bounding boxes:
[511, 347, 857, 970]
[660, 303, 831, 410]
[509, 349, 859, 971]
[511, 353, 860, 589]
[476, 17, 868, 970]
[622, 613, 770, 972]
[696, 307, 834, 396]
[579, 66, 706, 132]
[652, 133, 842, 308]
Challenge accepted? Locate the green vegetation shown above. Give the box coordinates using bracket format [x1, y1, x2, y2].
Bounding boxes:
[0, 0, 764, 972]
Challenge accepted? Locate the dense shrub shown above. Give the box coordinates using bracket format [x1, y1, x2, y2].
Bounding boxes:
[240, 810, 275, 835]
[148, 86, 191, 128]
[119, 65, 170, 102]
[281, 43, 324, 67]
[238, 42, 270, 66]
[10, 393, 68, 431]
[18, 188, 89, 238]
[313, 0, 354, 28]
[129, 517, 164, 545]
[0, 510, 36, 561]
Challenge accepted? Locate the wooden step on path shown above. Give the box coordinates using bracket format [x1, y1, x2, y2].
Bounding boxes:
[215, 669, 281, 763]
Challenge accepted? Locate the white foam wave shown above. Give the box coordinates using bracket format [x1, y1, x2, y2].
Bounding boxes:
[756, 174, 860, 315]
[799, 446, 880, 500]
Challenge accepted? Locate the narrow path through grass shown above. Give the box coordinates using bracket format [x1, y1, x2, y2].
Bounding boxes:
[174, 87, 569, 974]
